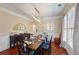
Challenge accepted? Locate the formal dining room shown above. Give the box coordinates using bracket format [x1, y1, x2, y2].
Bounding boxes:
[0, 3, 78, 55]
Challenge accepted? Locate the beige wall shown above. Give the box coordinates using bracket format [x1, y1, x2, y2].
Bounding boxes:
[0, 9, 63, 37]
[0, 10, 32, 36]
[38, 17, 63, 38]
[30, 17, 63, 39]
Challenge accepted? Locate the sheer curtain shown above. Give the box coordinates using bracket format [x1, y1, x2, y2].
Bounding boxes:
[62, 6, 76, 54]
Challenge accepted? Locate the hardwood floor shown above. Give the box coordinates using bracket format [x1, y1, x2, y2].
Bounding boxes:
[0, 47, 19, 55]
[51, 42, 68, 55]
[0, 42, 68, 55]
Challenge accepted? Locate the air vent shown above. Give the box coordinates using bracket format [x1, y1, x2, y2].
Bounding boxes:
[58, 4, 62, 7]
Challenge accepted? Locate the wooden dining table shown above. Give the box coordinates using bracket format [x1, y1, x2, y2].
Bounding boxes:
[24, 38, 43, 50]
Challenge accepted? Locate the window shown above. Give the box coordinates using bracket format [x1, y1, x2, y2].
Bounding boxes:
[62, 15, 67, 42]
[12, 23, 26, 34]
[62, 6, 76, 49]
[47, 23, 53, 31]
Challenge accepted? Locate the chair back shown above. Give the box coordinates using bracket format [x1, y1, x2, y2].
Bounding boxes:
[54, 37, 61, 46]
[17, 41, 28, 55]
[47, 35, 52, 41]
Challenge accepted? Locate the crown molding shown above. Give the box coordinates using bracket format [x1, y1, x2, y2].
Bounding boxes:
[0, 7, 33, 22]
[42, 16, 63, 20]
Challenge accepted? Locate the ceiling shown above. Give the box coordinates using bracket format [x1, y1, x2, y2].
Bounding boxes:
[0, 3, 67, 21]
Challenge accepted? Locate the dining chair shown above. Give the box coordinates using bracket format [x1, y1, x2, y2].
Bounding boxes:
[17, 41, 35, 55]
[40, 35, 52, 54]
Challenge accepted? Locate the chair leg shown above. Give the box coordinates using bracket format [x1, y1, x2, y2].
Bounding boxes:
[17, 47, 21, 55]
[48, 47, 51, 55]
[48, 49, 50, 55]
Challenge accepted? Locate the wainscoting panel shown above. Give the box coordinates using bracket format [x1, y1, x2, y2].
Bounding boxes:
[0, 35, 10, 51]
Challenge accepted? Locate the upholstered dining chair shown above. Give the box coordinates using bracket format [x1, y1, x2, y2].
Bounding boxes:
[40, 35, 52, 54]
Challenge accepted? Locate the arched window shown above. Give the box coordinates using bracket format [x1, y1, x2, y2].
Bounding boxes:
[12, 23, 26, 34]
